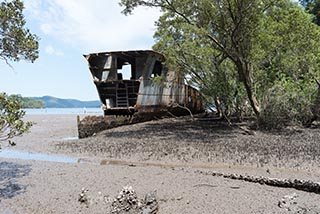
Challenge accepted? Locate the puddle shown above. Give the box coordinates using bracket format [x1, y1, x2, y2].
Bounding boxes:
[0, 149, 78, 164]
[62, 136, 79, 141]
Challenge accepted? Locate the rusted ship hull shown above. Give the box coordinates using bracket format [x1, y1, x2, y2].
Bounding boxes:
[84, 50, 204, 116]
[78, 50, 204, 138]
[135, 79, 203, 116]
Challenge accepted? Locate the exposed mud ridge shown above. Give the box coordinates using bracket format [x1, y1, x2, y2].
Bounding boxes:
[85, 157, 320, 194]
[57, 116, 320, 171]
[98, 158, 320, 194]
[196, 170, 320, 194]
[77, 115, 155, 138]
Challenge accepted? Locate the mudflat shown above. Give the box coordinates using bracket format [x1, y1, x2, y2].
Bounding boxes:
[0, 114, 320, 213]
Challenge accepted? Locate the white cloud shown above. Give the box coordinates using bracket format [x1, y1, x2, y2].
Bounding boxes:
[24, 0, 161, 52]
[40, 23, 53, 35]
[45, 45, 64, 56]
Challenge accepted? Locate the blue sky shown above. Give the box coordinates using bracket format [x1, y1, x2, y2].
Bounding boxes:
[0, 0, 160, 101]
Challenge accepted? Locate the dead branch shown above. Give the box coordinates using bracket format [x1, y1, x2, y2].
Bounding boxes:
[172, 103, 194, 120]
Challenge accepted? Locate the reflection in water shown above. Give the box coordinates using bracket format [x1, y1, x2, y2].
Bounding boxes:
[0, 149, 78, 163]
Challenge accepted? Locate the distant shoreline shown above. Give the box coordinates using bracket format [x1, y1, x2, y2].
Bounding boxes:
[22, 107, 103, 115]
[32, 95, 100, 108]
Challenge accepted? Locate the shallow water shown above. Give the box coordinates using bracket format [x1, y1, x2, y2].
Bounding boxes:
[62, 136, 79, 141]
[0, 149, 78, 163]
[23, 108, 103, 115]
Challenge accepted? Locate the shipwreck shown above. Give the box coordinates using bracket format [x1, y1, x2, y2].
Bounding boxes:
[84, 50, 204, 116]
[78, 50, 204, 138]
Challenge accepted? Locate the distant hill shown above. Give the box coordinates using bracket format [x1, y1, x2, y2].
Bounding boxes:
[32, 96, 101, 108]
[8, 94, 45, 108]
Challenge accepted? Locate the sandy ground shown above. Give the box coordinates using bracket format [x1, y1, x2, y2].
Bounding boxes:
[0, 114, 320, 213]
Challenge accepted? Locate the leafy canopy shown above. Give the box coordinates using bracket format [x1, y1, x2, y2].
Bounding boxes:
[0, 93, 33, 145]
[0, 0, 39, 63]
[0, 0, 39, 144]
[120, 0, 320, 127]
[299, 0, 320, 25]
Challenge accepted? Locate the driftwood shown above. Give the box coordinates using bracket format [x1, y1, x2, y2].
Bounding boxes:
[171, 103, 194, 120]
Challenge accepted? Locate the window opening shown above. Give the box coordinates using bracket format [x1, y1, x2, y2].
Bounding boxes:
[152, 61, 162, 77]
[118, 64, 132, 80]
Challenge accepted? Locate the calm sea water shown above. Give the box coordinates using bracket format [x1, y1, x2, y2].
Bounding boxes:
[23, 108, 103, 115]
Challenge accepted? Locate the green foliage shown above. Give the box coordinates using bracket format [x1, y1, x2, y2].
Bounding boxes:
[254, 2, 320, 128]
[0, 1, 39, 145]
[254, 2, 320, 94]
[21, 97, 44, 108]
[149, 0, 263, 117]
[120, 0, 320, 127]
[0, 93, 33, 145]
[9, 94, 45, 109]
[151, 74, 166, 85]
[0, 0, 39, 63]
[259, 79, 316, 129]
[120, 0, 290, 117]
[300, 0, 320, 25]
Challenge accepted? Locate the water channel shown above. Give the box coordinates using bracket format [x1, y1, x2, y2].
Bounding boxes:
[0, 149, 78, 164]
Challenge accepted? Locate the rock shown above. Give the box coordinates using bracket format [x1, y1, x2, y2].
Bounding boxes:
[110, 186, 158, 214]
[278, 193, 302, 212]
[199, 169, 320, 194]
[144, 191, 157, 205]
[142, 190, 158, 214]
[78, 186, 158, 213]
[78, 188, 90, 207]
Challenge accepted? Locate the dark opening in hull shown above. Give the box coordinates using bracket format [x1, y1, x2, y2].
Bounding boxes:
[95, 80, 140, 115]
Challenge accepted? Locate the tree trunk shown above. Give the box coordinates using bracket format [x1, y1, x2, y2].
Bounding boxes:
[313, 82, 320, 119]
[236, 60, 260, 117]
[214, 98, 223, 118]
[304, 82, 320, 127]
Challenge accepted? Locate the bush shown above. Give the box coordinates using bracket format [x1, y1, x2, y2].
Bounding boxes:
[259, 80, 315, 129]
[0, 93, 33, 145]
